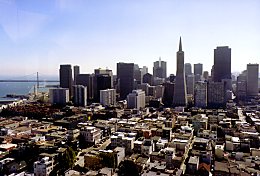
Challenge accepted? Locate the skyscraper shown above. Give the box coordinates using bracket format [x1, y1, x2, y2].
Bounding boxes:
[186, 75, 194, 95]
[194, 81, 207, 108]
[213, 46, 231, 82]
[153, 58, 167, 79]
[73, 65, 80, 84]
[247, 64, 259, 97]
[143, 73, 153, 85]
[173, 37, 187, 106]
[59, 64, 73, 96]
[140, 66, 148, 83]
[194, 63, 203, 76]
[94, 68, 113, 87]
[76, 74, 94, 100]
[134, 64, 142, 84]
[73, 85, 87, 107]
[117, 62, 134, 100]
[185, 63, 192, 76]
[94, 75, 112, 101]
[163, 82, 174, 106]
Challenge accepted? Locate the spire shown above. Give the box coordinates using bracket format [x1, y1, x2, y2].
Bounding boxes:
[179, 36, 182, 51]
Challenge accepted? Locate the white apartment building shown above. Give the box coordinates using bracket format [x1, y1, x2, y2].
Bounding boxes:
[49, 88, 69, 106]
[100, 89, 116, 106]
[127, 90, 145, 109]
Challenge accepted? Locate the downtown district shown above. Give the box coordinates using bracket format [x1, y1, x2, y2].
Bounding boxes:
[0, 38, 259, 176]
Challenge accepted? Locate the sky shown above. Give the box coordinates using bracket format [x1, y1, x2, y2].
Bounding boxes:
[0, 0, 259, 78]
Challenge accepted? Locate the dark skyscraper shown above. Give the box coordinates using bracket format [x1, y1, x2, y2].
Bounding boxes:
[94, 75, 112, 101]
[194, 63, 203, 76]
[153, 58, 167, 78]
[117, 62, 134, 100]
[247, 63, 259, 97]
[213, 46, 231, 82]
[173, 37, 187, 106]
[60, 64, 73, 96]
[76, 74, 94, 100]
[73, 65, 80, 84]
[163, 82, 175, 107]
[185, 63, 192, 76]
[143, 73, 153, 85]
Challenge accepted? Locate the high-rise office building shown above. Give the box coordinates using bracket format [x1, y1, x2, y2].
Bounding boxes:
[154, 85, 165, 99]
[236, 72, 247, 101]
[94, 68, 113, 88]
[100, 89, 116, 106]
[186, 74, 194, 95]
[127, 90, 145, 109]
[185, 63, 192, 76]
[213, 46, 231, 82]
[194, 74, 201, 83]
[173, 37, 187, 106]
[143, 73, 153, 85]
[60, 64, 73, 96]
[153, 58, 167, 79]
[194, 81, 207, 108]
[94, 75, 112, 101]
[49, 88, 69, 106]
[207, 82, 226, 108]
[73, 65, 80, 84]
[134, 64, 142, 84]
[140, 66, 148, 83]
[194, 63, 203, 76]
[76, 74, 94, 100]
[117, 62, 134, 100]
[162, 82, 174, 106]
[73, 85, 87, 107]
[247, 64, 259, 97]
[93, 68, 113, 101]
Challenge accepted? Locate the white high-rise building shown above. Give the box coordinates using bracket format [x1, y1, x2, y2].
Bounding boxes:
[127, 90, 145, 109]
[34, 157, 54, 176]
[49, 88, 69, 106]
[100, 89, 116, 106]
[194, 81, 207, 108]
[73, 85, 87, 107]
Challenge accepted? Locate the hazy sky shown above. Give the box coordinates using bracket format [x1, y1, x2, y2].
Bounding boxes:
[0, 0, 259, 77]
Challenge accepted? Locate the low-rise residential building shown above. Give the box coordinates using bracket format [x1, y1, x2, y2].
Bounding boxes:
[34, 157, 54, 176]
[80, 126, 102, 145]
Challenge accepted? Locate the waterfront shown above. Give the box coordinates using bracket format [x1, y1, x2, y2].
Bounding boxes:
[0, 82, 59, 99]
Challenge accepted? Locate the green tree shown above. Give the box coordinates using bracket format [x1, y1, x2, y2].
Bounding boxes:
[99, 152, 116, 168]
[118, 160, 140, 176]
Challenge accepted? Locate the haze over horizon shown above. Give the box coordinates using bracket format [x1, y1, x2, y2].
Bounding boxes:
[0, 0, 260, 77]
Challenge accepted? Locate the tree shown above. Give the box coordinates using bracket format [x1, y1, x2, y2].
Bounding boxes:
[99, 152, 116, 169]
[54, 147, 76, 175]
[118, 160, 140, 176]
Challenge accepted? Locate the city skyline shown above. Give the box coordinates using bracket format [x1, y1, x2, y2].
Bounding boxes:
[0, 0, 260, 76]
